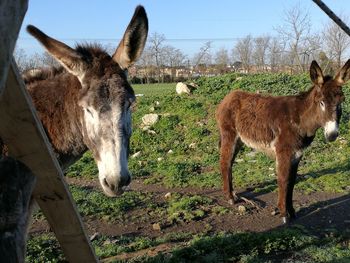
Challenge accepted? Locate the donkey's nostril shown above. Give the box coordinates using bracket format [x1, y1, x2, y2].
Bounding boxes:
[103, 178, 109, 187]
[119, 175, 131, 188]
[103, 178, 116, 191]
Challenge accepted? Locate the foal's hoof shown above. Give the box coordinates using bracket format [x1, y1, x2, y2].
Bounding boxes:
[228, 199, 235, 205]
[282, 216, 289, 224]
[282, 215, 296, 225]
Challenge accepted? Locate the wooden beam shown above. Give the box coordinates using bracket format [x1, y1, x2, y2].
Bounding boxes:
[0, 157, 36, 263]
[312, 0, 350, 37]
[0, 61, 98, 262]
[0, 0, 28, 95]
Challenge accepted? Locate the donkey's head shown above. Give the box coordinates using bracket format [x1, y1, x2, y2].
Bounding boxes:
[310, 60, 350, 142]
[27, 6, 148, 197]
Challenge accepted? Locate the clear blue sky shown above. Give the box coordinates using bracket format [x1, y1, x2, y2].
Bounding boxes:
[17, 0, 350, 58]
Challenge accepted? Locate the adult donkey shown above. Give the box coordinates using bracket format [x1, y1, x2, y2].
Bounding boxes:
[22, 6, 148, 197]
[216, 60, 350, 223]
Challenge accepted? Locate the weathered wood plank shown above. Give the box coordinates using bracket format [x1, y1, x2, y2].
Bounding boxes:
[0, 157, 36, 263]
[0, 0, 28, 95]
[0, 61, 98, 262]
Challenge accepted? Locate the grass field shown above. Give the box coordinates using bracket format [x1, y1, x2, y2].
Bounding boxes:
[27, 73, 350, 262]
[133, 83, 175, 96]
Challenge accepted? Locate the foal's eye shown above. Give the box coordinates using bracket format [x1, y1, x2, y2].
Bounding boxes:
[320, 101, 326, 111]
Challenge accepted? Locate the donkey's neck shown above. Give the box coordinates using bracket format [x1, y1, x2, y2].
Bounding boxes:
[25, 69, 87, 169]
[297, 87, 320, 137]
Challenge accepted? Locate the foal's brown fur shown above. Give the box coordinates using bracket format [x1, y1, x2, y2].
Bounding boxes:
[216, 60, 350, 223]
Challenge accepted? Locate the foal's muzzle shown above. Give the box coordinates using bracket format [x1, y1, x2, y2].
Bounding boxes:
[324, 121, 339, 142]
[325, 131, 339, 142]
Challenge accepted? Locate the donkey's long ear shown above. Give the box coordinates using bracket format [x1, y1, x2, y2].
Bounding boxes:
[112, 5, 148, 70]
[27, 25, 87, 78]
[310, 60, 324, 85]
[335, 59, 350, 84]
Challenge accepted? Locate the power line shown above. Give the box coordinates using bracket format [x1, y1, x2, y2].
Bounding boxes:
[17, 37, 252, 42]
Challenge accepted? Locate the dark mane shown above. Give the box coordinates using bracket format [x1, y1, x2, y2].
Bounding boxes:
[75, 43, 112, 63]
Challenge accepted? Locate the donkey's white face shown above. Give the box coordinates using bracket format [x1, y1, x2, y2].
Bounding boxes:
[78, 75, 135, 196]
[27, 6, 148, 196]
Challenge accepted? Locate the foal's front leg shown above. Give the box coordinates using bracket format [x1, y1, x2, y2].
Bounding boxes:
[276, 149, 294, 224]
[286, 155, 302, 219]
[219, 131, 241, 205]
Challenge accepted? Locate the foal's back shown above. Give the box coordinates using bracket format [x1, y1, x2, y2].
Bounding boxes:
[216, 90, 302, 148]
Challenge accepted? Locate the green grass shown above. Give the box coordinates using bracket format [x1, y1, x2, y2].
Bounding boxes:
[28, 74, 350, 262]
[133, 83, 175, 96]
[126, 75, 350, 194]
[69, 185, 151, 221]
[26, 228, 350, 262]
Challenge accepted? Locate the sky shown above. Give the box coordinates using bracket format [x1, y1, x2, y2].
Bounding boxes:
[17, 0, 350, 59]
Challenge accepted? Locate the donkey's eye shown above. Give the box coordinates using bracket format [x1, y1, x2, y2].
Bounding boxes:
[126, 98, 134, 109]
[86, 108, 93, 116]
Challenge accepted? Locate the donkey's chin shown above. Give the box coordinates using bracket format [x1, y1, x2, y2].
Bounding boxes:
[102, 186, 129, 197]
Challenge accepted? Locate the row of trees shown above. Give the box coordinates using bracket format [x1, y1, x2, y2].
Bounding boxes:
[134, 4, 350, 82]
[14, 4, 350, 83]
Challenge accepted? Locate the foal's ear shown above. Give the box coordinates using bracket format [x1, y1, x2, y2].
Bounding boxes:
[112, 5, 148, 70]
[335, 59, 350, 84]
[26, 25, 87, 78]
[310, 60, 324, 85]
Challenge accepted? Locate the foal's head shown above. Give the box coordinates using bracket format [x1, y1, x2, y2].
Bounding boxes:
[310, 60, 350, 142]
[27, 6, 148, 196]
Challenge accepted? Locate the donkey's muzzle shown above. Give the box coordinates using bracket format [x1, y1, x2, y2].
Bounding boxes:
[102, 173, 131, 197]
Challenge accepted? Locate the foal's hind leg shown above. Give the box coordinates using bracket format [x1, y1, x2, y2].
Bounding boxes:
[219, 129, 242, 205]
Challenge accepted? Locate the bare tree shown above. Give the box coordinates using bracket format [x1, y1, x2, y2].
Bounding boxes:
[324, 16, 350, 69]
[253, 35, 271, 71]
[191, 41, 212, 78]
[275, 3, 312, 72]
[233, 35, 253, 72]
[14, 47, 60, 73]
[136, 46, 155, 83]
[13, 47, 29, 73]
[268, 38, 284, 72]
[148, 32, 166, 82]
[215, 47, 230, 73]
[163, 45, 186, 81]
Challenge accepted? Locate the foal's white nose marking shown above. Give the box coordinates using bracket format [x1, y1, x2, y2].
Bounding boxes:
[324, 120, 338, 135]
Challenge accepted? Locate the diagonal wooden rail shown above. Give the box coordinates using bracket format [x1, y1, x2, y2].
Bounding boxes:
[0, 61, 98, 262]
[312, 0, 350, 37]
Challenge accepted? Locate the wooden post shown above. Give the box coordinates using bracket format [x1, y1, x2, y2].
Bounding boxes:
[0, 157, 36, 263]
[0, 1, 98, 261]
[0, 62, 99, 262]
[0, 0, 28, 95]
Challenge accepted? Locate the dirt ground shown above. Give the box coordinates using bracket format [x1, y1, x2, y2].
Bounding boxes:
[29, 177, 350, 260]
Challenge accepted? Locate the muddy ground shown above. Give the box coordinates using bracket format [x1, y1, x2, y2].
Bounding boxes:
[29, 177, 350, 261]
